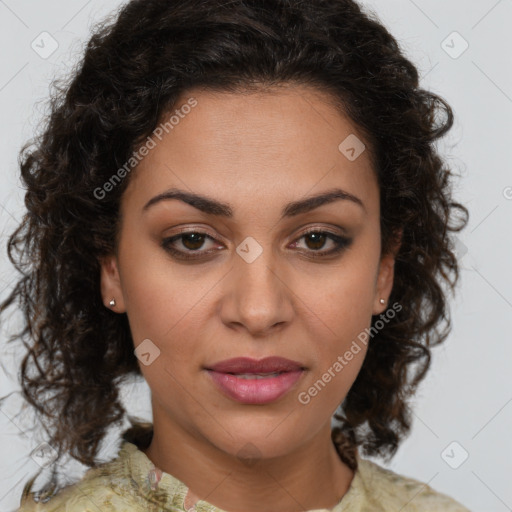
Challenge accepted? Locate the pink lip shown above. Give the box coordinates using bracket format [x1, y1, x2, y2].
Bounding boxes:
[206, 369, 304, 404]
[204, 357, 306, 404]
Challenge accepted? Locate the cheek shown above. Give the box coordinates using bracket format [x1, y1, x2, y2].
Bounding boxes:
[298, 286, 371, 416]
[295, 245, 378, 407]
[306, 251, 379, 337]
[117, 232, 207, 343]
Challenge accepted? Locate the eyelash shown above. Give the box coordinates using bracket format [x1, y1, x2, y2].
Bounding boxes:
[161, 228, 352, 261]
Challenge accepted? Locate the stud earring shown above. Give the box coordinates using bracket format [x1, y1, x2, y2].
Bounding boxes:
[379, 298, 385, 305]
[109, 298, 116, 307]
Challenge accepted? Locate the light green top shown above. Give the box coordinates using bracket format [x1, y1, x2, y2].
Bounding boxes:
[16, 439, 471, 511]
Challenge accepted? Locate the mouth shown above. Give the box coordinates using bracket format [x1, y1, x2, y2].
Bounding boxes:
[228, 372, 284, 379]
[204, 357, 306, 404]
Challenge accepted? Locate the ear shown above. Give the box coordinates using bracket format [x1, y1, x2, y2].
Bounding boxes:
[372, 229, 402, 315]
[99, 254, 126, 313]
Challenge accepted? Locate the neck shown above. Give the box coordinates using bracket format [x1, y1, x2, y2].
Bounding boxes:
[142, 421, 355, 512]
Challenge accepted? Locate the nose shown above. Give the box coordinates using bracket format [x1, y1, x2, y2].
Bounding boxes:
[219, 243, 295, 337]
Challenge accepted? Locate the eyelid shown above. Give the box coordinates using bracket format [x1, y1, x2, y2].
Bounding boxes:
[160, 229, 223, 258]
[289, 228, 351, 253]
[165, 224, 346, 245]
[161, 225, 351, 261]
[298, 226, 345, 236]
[166, 225, 224, 242]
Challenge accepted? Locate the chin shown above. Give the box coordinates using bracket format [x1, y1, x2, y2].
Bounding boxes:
[203, 420, 306, 461]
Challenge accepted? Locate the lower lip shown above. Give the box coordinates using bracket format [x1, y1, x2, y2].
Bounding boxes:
[206, 370, 304, 404]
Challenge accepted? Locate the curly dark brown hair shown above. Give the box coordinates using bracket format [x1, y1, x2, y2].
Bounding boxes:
[1, 0, 468, 499]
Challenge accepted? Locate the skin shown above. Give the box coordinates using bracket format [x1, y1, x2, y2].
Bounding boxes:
[100, 83, 399, 512]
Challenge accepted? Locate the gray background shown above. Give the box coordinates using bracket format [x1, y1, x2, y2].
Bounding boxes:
[1, 1, 511, 510]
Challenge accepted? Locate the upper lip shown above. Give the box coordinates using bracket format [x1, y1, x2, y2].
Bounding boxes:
[205, 356, 304, 374]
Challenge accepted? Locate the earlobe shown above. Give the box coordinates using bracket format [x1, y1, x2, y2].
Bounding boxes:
[99, 255, 126, 312]
[373, 254, 396, 314]
[373, 230, 402, 314]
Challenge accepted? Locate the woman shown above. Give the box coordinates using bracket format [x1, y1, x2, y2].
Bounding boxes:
[2, 0, 470, 510]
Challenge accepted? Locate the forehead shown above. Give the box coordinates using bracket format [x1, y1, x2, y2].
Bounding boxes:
[122, 84, 378, 218]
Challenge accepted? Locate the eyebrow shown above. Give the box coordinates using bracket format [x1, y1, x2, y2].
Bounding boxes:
[142, 187, 366, 218]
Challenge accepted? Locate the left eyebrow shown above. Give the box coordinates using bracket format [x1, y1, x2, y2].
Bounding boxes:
[281, 188, 366, 217]
[142, 187, 366, 218]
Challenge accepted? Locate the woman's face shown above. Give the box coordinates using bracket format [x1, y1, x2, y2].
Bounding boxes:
[101, 84, 396, 460]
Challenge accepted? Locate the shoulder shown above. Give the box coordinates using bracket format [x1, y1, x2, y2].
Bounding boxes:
[355, 456, 471, 511]
[15, 445, 142, 512]
[16, 472, 132, 512]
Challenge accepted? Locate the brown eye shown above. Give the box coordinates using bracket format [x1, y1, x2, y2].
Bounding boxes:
[291, 229, 352, 259]
[161, 228, 352, 262]
[303, 232, 328, 250]
[181, 233, 207, 250]
[161, 231, 222, 260]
